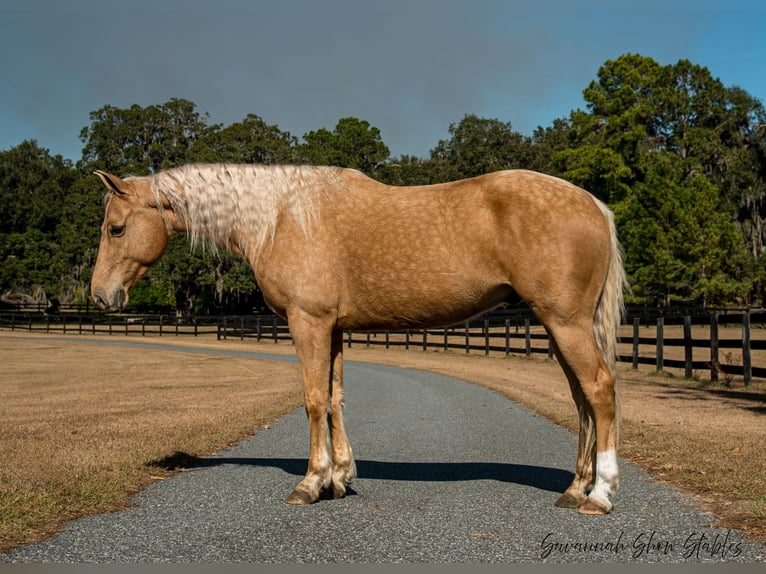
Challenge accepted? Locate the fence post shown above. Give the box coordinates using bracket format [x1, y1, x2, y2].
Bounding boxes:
[505, 319, 510, 357]
[632, 317, 639, 369]
[422, 329, 428, 352]
[656, 317, 664, 372]
[464, 322, 470, 354]
[484, 319, 490, 356]
[743, 310, 752, 387]
[683, 315, 693, 378]
[444, 328, 448, 352]
[710, 312, 719, 382]
[524, 319, 531, 358]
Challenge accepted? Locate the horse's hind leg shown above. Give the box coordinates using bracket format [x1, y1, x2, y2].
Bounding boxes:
[328, 329, 356, 498]
[547, 320, 619, 515]
[552, 349, 595, 509]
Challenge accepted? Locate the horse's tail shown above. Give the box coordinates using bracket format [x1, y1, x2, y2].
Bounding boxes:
[593, 201, 627, 375]
[592, 200, 628, 441]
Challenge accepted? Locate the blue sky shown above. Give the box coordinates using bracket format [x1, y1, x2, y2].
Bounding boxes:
[1, 0, 765, 163]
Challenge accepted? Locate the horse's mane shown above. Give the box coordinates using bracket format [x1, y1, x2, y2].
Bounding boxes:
[147, 163, 346, 258]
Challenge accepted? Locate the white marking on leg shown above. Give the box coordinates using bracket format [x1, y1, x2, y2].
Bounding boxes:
[589, 449, 619, 508]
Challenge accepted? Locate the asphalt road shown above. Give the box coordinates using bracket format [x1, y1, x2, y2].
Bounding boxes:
[2, 343, 765, 563]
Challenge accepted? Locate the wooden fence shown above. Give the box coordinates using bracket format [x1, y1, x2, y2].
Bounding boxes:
[2, 307, 764, 386]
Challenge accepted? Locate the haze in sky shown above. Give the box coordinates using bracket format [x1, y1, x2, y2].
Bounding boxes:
[1, 0, 764, 162]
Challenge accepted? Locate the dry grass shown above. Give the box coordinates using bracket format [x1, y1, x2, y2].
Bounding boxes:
[1, 330, 765, 554]
[0, 333, 303, 552]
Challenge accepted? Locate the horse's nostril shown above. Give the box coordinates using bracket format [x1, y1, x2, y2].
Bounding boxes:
[93, 293, 108, 310]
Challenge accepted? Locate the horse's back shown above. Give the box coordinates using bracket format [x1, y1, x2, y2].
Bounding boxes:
[339, 170, 609, 326]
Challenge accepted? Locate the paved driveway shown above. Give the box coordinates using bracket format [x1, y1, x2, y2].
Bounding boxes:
[2, 345, 764, 563]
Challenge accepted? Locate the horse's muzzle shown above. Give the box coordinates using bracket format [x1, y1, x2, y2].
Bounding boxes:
[92, 287, 127, 311]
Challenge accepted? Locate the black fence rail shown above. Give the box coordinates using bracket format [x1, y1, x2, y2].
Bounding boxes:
[0, 312, 221, 338]
[623, 310, 766, 386]
[2, 307, 764, 386]
[216, 308, 766, 387]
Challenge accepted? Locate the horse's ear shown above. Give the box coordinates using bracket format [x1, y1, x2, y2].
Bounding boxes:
[94, 170, 130, 197]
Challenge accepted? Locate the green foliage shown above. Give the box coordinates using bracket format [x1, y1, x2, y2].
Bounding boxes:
[301, 117, 389, 175]
[430, 114, 532, 180]
[188, 114, 299, 164]
[79, 98, 213, 173]
[0, 141, 79, 301]
[614, 155, 750, 306]
[555, 144, 632, 203]
[3, 53, 766, 310]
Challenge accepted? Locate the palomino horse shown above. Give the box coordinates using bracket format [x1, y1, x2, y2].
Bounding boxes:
[91, 164, 627, 514]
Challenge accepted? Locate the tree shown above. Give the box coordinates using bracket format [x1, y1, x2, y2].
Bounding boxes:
[614, 155, 750, 306]
[301, 117, 389, 175]
[554, 54, 664, 202]
[0, 140, 74, 236]
[189, 114, 299, 164]
[79, 98, 213, 173]
[556, 53, 766, 304]
[52, 175, 109, 303]
[375, 155, 449, 186]
[429, 114, 534, 180]
[527, 118, 573, 177]
[0, 141, 78, 301]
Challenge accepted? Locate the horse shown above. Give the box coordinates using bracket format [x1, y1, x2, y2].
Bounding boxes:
[90, 163, 627, 515]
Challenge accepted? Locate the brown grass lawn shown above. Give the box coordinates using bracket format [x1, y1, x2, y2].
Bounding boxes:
[1, 330, 765, 553]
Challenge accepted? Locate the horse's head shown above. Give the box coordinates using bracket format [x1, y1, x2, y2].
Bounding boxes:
[90, 171, 172, 311]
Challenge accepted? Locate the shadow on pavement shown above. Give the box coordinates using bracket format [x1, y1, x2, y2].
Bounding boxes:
[149, 451, 573, 494]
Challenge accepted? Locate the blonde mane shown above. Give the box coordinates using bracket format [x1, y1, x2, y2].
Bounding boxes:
[147, 163, 346, 258]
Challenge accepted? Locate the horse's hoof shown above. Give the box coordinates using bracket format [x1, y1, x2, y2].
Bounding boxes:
[577, 498, 611, 515]
[332, 485, 346, 499]
[555, 492, 586, 508]
[284, 489, 316, 505]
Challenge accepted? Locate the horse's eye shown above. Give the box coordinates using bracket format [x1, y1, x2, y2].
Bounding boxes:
[109, 225, 126, 238]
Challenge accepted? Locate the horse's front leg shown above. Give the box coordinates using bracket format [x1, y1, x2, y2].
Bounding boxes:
[328, 329, 356, 498]
[284, 313, 335, 505]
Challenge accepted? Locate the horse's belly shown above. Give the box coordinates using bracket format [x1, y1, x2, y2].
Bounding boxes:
[337, 277, 513, 331]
